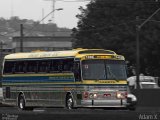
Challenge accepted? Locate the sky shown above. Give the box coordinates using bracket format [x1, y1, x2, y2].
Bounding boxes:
[0, 0, 90, 29]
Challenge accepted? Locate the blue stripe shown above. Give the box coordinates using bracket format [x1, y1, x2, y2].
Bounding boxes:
[2, 83, 127, 86]
[2, 76, 75, 83]
[2, 80, 74, 83]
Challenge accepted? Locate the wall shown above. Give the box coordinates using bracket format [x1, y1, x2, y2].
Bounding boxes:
[12, 36, 73, 52]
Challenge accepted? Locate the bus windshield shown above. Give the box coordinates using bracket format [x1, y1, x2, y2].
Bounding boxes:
[82, 60, 127, 80]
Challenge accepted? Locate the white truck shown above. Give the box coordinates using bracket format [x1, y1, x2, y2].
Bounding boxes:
[127, 75, 159, 89]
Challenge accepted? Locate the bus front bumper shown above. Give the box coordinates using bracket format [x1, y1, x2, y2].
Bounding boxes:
[81, 99, 128, 107]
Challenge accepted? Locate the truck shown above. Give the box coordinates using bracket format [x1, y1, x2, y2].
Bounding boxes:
[127, 75, 159, 89]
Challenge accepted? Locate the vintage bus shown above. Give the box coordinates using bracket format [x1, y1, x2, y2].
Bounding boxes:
[1, 49, 132, 110]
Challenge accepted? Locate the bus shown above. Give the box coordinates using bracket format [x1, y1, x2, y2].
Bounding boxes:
[1, 49, 132, 110]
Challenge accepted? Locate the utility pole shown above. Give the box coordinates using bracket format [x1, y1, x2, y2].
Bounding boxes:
[136, 16, 140, 89]
[44, 0, 56, 23]
[20, 24, 23, 52]
[42, 8, 45, 31]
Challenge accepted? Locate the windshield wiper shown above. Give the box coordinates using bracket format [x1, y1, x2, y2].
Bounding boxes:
[106, 66, 118, 81]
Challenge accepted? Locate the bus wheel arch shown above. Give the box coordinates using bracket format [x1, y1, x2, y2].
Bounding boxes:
[17, 92, 26, 110]
[65, 92, 74, 109]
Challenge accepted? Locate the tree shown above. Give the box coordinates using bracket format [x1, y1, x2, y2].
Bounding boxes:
[72, 0, 160, 76]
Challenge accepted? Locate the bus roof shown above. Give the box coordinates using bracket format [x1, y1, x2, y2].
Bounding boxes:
[4, 49, 118, 60]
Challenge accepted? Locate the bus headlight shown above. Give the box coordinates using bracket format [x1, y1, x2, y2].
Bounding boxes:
[116, 92, 127, 99]
[117, 93, 122, 99]
[89, 93, 97, 99]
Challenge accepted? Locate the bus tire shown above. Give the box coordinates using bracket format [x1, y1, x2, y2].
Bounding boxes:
[18, 94, 26, 110]
[66, 94, 74, 109]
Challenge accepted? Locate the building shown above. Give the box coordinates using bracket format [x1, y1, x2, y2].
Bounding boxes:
[12, 36, 73, 52]
[0, 36, 13, 58]
[0, 36, 13, 75]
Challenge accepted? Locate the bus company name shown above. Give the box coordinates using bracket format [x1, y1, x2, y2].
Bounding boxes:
[29, 53, 58, 58]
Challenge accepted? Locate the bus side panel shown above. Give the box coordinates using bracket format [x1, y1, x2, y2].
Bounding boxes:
[21, 85, 63, 107]
[2, 73, 75, 107]
[2, 86, 17, 106]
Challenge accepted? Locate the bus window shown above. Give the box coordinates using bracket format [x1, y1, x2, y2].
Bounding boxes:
[82, 60, 106, 80]
[49, 59, 74, 73]
[3, 61, 15, 74]
[58, 60, 63, 72]
[26, 61, 38, 73]
[74, 61, 81, 82]
[38, 60, 49, 73]
[62, 59, 74, 73]
[50, 59, 59, 73]
[14, 61, 26, 73]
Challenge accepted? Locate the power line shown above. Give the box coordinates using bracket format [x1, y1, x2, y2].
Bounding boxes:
[140, 18, 160, 23]
[75, 19, 137, 32]
[25, 8, 63, 35]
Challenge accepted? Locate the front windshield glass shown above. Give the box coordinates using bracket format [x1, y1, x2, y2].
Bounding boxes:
[82, 60, 127, 80]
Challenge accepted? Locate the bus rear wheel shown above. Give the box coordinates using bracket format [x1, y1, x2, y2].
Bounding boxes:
[18, 95, 26, 110]
[66, 94, 74, 109]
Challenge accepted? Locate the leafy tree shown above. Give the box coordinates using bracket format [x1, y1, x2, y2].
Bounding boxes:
[72, 0, 160, 76]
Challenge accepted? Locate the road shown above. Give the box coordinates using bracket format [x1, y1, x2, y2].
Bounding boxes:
[0, 106, 160, 120]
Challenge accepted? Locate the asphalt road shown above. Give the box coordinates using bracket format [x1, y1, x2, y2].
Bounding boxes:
[0, 106, 160, 120]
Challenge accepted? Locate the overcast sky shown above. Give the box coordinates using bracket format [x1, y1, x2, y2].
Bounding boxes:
[0, 0, 89, 29]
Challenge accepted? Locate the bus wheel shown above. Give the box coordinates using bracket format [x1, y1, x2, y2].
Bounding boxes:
[18, 95, 26, 110]
[66, 94, 74, 109]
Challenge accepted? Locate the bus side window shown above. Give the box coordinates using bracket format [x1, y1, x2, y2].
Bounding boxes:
[14, 61, 26, 73]
[26, 61, 38, 73]
[58, 60, 63, 72]
[62, 59, 74, 73]
[74, 62, 81, 82]
[38, 60, 49, 73]
[49, 59, 74, 73]
[3, 61, 15, 74]
[50, 59, 59, 73]
[46, 60, 51, 73]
